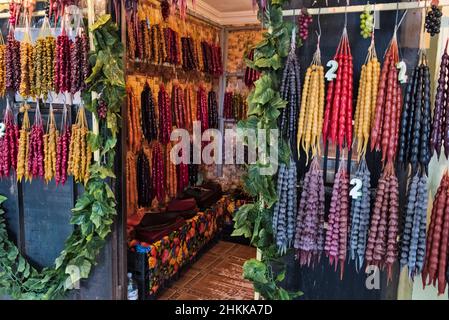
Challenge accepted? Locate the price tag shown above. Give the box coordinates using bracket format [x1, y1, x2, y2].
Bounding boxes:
[325, 60, 338, 81]
[396, 61, 408, 84]
[350, 178, 363, 199]
[0, 122, 5, 138]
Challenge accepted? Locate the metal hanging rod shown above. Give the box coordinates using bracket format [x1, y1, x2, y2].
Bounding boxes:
[284, 0, 449, 16]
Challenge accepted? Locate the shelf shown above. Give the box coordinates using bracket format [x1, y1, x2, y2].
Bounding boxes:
[225, 71, 245, 78]
[284, 0, 449, 16]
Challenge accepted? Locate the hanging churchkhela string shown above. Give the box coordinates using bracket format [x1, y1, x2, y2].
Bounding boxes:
[397, 50, 432, 173]
[19, 17, 33, 98]
[0, 100, 19, 178]
[54, 18, 72, 94]
[422, 171, 449, 295]
[430, 39, 449, 160]
[365, 161, 399, 282]
[5, 24, 21, 93]
[325, 158, 350, 279]
[279, 28, 301, 155]
[400, 172, 428, 279]
[27, 102, 45, 180]
[44, 104, 58, 184]
[272, 158, 297, 255]
[32, 16, 56, 98]
[197, 84, 209, 132]
[137, 150, 152, 208]
[17, 105, 31, 182]
[297, 36, 324, 161]
[0, 32, 6, 97]
[158, 83, 172, 144]
[55, 104, 71, 186]
[322, 25, 353, 150]
[208, 90, 219, 129]
[370, 29, 402, 164]
[172, 82, 186, 129]
[294, 157, 325, 267]
[68, 105, 91, 185]
[354, 32, 380, 158]
[348, 158, 372, 271]
[141, 82, 158, 143]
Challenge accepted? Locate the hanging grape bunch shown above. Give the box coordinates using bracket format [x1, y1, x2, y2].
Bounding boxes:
[425, 4, 442, 36]
[360, 5, 374, 39]
[298, 9, 313, 41]
[97, 98, 108, 120]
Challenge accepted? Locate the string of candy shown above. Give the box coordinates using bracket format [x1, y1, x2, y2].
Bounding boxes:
[54, 29, 72, 93]
[430, 40, 449, 159]
[279, 34, 301, 155]
[322, 27, 353, 149]
[151, 142, 165, 203]
[398, 51, 432, 173]
[166, 143, 177, 200]
[5, 32, 21, 93]
[27, 102, 45, 180]
[348, 158, 372, 271]
[324, 159, 350, 279]
[44, 104, 58, 183]
[127, 89, 142, 152]
[354, 36, 380, 158]
[422, 171, 449, 295]
[0, 101, 19, 178]
[197, 85, 209, 133]
[400, 171, 428, 279]
[32, 35, 56, 98]
[158, 83, 173, 144]
[294, 157, 325, 267]
[0, 37, 6, 97]
[172, 82, 186, 129]
[55, 104, 70, 186]
[126, 152, 138, 215]
[208, 90, 219, 129]
[370, 32, 402, 164]
[297, 43, 324, 161]
[137, 150, 152, 208]
[17, 105, 31, 182]
[365, 161, 399, 282]
[244, 49, 260, 88]
[141, 82, 158, 143]
[272, 158, 297, 255]
[68, 105, 91, 185]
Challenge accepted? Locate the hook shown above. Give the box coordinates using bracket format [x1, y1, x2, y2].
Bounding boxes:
[344, 0, 349, 29]
[394, 0, 400, 30]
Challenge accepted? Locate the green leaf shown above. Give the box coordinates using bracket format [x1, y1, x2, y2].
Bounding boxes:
[101, 137, 117, 157]
[7, 246, 18, 261]
[87, 132, 102, 152]
[79, 259, 92, 278]
[90, 14, 112, 32]
[278, 287, 291, 300]
[243, 259, 268, 284]
[55, 251, 67, 269]
[17, 257, 26, 273]
[0, 195, 6, 205]
[275, 270, 286, 282]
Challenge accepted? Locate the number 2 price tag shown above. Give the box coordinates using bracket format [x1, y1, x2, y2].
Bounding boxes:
[0, 122, 5, 138]
[396, 61, 408, 84]
[325, 60, 338, 81]
[350, 178, 363, 199]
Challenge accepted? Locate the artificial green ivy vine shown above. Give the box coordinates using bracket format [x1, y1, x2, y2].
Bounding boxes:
[0, 14, 125, 300]
[233, 0, 302, 300]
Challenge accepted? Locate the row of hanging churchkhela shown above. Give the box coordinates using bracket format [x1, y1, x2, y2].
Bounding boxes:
[271, 21, 449, 295]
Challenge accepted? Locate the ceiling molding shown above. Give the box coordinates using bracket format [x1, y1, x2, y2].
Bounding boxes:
[194, 0, 258, 26]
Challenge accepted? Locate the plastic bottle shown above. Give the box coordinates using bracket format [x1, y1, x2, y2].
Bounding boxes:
[127, 272, 138, 300]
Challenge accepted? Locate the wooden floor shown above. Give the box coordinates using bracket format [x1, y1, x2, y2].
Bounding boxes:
[158, 241, 256, 300]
